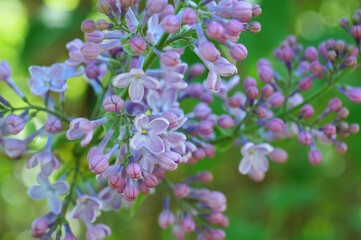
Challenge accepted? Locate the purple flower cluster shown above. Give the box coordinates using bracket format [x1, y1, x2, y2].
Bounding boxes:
[0, 1, 361, 239]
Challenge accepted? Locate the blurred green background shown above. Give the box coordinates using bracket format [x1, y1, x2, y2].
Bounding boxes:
[1, 0, 361, 239]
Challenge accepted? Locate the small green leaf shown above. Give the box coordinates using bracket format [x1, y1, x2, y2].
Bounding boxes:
[123, 44, 136, 56]
[170, 39, 189, 48]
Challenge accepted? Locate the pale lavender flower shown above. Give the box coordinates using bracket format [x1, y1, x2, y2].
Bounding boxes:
[238, 142, 273, 175]
[28, 64, 67, 96]
[112, 68, 161, 103]
[130, 114, 169, 154]
[70, 195, 102, 223]
[86, 223, 111, 240]
[98, 187, 122, 211]
[2, 128, 42, 158]
[28, 174, 69, 214]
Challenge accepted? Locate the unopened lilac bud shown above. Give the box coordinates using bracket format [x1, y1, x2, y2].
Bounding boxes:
[308, 149, 322, 165]
[161, 51, 180, 67]
[182, 8, 197, 25]
[254, 107, 267, 119]
[127, 162, 142, 179]
[252, 4, 262, 17]
[115, 181, 126, 194]
[193, 148, 205, 161]
[81, 42, 100, 60]
[323, 124, 336, 137]
[344, 55, 358, 68]
[225, 19, 244, 37]
[181, 213, 195, 232]
[339, 17, 349, 29]
[199, 42, 220, 62]
[198, 171, 213, 183]
[269, 148, 288, 163]
[45, 116, 62, 133]
[138, 180, 150, 194]
[199, 120, 214, 135]
[147, 0, 167, 14]
[230, 44, 248, 61]
[89, 154, 109, 174]
[103, 95, 124, 112]
[218, 115, 234, 129]
[172, 224, 186, 240]
[204, 144, 215, 158]
[108, 175, 123, 189]
[120, 0, 133, 8]
[205, 191, 227, 211]
[85, 64, 100, 79]
[161, 111, 178, 129]
[159, 4, 174, 19]
[350, 123, 359, 134]
[310, 60, 323, 74]
[124, 185, 138, 201]
[86, 30, 104, 44]
[243, 77, 257, 89]
[201, 93, 214, 103]
[336, 142, 347, 154]
[158, 210, 175, 229]
[189, 64, 205, 78]
[158, 151, 180, 171]
[194, 102, 211, 119]
[228, 94, 244, 108]
[206, 22, 224, 40]
[298, 131, 312, 146]
[97, 0, 111, 15]
[208, 212, 223, 224]
[267, 118, 284, 133]
[301, 104, 314, 118]
[280, 47, 293, 62]
[212, 229, 226, 240]
[248, 21, 261, 34]
[81, 19, 96, 33]
[304, 46, 318, 61]
[161, 15, 180, 34]
[338, 107, 349, 118]
[298, 77, 313, 91]
[269, 92, 285, 107]
[130, 36, 146, 54]
[144, 174, 158, 188]
[0, 60, 11, 81]
[339, 122, 349, 132]
[31, 217, 48, 238]
[328, 98, 342, 112]
[351, 26, 361, 39]
[233, 1, 252, 23]
[174, 183, 190, 198]
[6, 114, 24, 135]
[258, 66, 274, 83]
[346, 88, 361, 103]
[261, 84, 274, 98]
[96, 19, 111, 30]
[246, 87, 259, 100]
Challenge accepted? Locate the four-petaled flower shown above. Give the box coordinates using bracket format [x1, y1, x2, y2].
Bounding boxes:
[70, 195, 102, 223]
[130, 114, 169, 154]
[112, 68, 160, 103]
[238, 142, 273, 175]
[27, 150, 60, 176]
[28, 174, 69, 214]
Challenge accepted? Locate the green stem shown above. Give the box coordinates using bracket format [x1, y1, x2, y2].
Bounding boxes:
[11, 104, 69, 123]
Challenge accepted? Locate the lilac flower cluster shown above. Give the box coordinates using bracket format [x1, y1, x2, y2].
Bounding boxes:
[0, 0, 361, 239]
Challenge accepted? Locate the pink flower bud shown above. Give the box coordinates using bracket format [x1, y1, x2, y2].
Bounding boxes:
[199, 42, 220, 62]
[147, 0, 167, 14]
[269, 148, 288, 163]
[115, 181, 127, 194]
[351, 25, 361, 39]
[246, 86, 259, 100]
[0, 60, 11, 81]
[218, 115, 234, 129]
[328, 98, 342, 112]
[161, 51, 180, 67]
[124, 185, 138, 201]
[31, 217, 48, 238]
[336, 142, 347, 154]
[310, 60, 323, 74]
[225, 19, 244, 37]
[198, 171, 213, 183]
[130, 36, 146, 54]
[81, 19, 96, 33]
[138, 181, 150, 194]
[323, 124, 336, 137]
[108, 175, 123, 189]
[103, 95, 124, 112]
[350, 123, 360, 134]
[205, 191, 227, 212]
[269, 92, 285, 107]
[182, 8, 197, 25]
[194, 102, 211, 119]
[248, 21, 261, 34]
[298, 131, 312, 146]
[230, 43, 248, 61]
[172, 224, 186, 239]
[204, 144, 215, 158]
[254, 107, 267, 119]
[97, 0, 111, 15]
[45, 116, 62, 133]
[308, 149, 322, 165]
[261, 84, 274, 98]
[174, 183, 190, 198]
[344, 55, 358, 68]
[126, 162, 142, 179]
[243, 77, 257, 89]
[86, 30, 104, 43]
[159, 4, 174, 19]
[304, 46, 318, 61]
[89, 154, 109, 174]
[252, 4, 262, 17]
[206, 22, 224, 40]
[96, 19, 111, 30]
[161, 15, 180, 34]
[81, 42, 100, 60]
[158, 151, 180, 171]
[181, 214, 195, 232]
[298, 77, 313, 91]
[208, 212, 223, 224]
[193, 148, 205, 160]
[338, 107, 349, 118]
[86, 64, 100, 79]
[233, 1, 253, 23]
[228, 93, 244, 107]
[144, 174, 158, 188]
[212, 229, 226, 240]
[6, 114, 24, 135]
[189, 64, 205, 78]
[280, 47, 293, 62]
[158, 210, 175, 229]
[346, 88, 361, 103]
[199, 120, 214, 135]
[258, 66, 274, 83]
[301, 104, 314, 118]
[267, 118, 284, 133]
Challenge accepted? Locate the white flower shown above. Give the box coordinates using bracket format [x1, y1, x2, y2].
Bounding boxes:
[238, 142, 273, 175]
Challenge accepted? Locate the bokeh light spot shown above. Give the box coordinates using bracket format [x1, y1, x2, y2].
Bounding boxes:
[296, 11, 325, 40]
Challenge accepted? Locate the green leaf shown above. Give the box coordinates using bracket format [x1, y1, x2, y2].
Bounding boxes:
[123, 44, 136, 56]
[170, 39, 189, 48]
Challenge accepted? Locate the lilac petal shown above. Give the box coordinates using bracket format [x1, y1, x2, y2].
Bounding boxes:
[37, 173, 51, 187]
[206, 70, 221, 92]
[81, 130, 94, 147]
[29, 66, 46, 79]
[67, 128, 85, 140]
[109, 195, 122, 211]
[41, 162, 54, 176]
[241, 142, 254, 155]
[238, 158, 251, 174]
[70, 205, 84, 219]
[53, 180, 69, 195]
[130, 132, 144, 150]
[83, 207, 96, 222]
[129, 79, 144, 103]
[253, 143, 273, 155]
[47, 192, 62, 214]
[252, 156, 269, 173]
[29, 78, 49, 96]
[27, 155, 39, 169]
[145, 134, 165, 154]
[28, 185, 48, 200]
[146, 90, 161, 111]
[166, 132, 186, 147]
[49, 82, 67, 93]
[48, 64, 64, 80]
[112, 73, 132, 88]
[142, 75, 160, 90]
[163, 89, 177, 108]
[134, 114, 149, 130]
[214, 63, 237, 76]
[148, 118, 169, 135]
